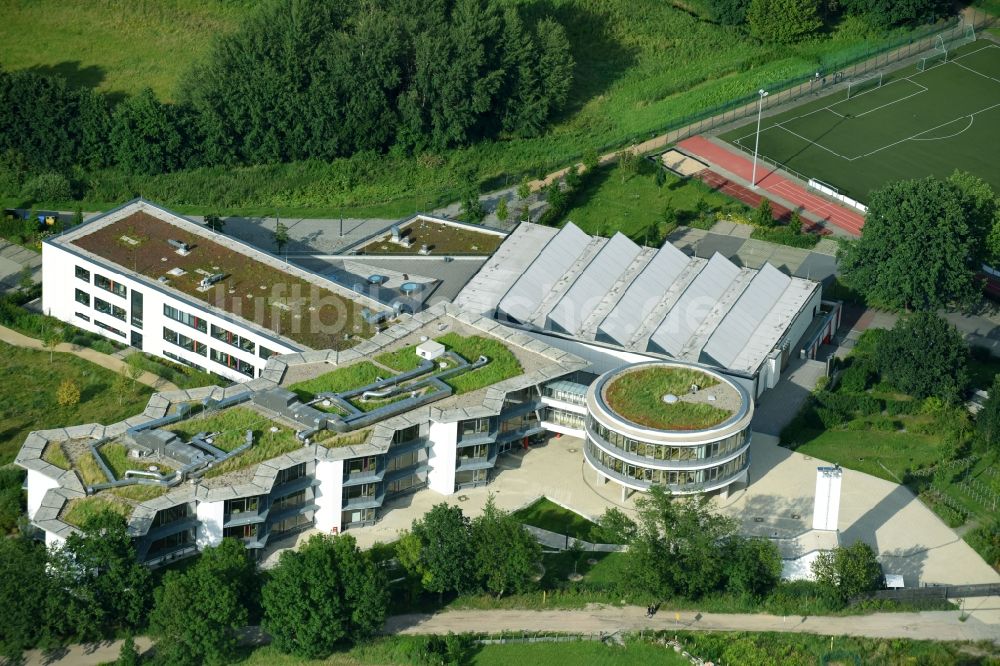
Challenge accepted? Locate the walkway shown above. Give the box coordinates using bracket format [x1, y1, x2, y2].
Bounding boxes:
[677, 136, 865, 236]
[0, 324, 179, 392]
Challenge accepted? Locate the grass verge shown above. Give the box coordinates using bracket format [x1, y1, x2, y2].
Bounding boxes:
[62, 495, 131, 527]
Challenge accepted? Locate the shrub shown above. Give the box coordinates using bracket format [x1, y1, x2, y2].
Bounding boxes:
[20, 172, 71, 203]
[884, 399, 919, 416]
[840, 362, 873, 393]
[56, 378, 81, 406]
[868, 416, 900, 432]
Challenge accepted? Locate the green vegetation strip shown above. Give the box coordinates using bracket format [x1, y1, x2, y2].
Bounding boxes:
[374, 346, 424, 373]
[41, 443, 70, 470]
[169, 407, 274, 453]
[62, 496, 131, 527]
[511, 498, 620, 544]
[604, 367, 730, 431]
[436, 334, 522, 395]
[109, 484, 171, 502]
[289, 362, 384, 401]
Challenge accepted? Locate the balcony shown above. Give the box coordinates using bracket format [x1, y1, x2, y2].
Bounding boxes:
[224, 507, 269, 528]
[455, 450, 497, 472]
[342, 487, 386, 511]
[585, 422, 752, 470]
[342, 465, 386, 487]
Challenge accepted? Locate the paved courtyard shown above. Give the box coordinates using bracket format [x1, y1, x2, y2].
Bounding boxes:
[263, 432, 1000, 592]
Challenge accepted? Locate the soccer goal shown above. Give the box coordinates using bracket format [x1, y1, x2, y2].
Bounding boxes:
[846, 72, 883, 99]
[919, 34, 950, 71]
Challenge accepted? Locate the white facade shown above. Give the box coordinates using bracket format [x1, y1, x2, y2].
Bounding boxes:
[195, 499, 225, 548]
[812, 466, 843, 531]
[313, 460, 345, 535]
[43, 241, 299, 383]
[427, 421, 459, 494]
[26, 469, 60, 520]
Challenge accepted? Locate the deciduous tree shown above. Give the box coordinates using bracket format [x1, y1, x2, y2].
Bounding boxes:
[747, 0, 822, 43]
[812, 541, 884, 601]
[398, 503, 475, 596]
[875, 312, 969, 403]
[471, 496, 541, 599]
[839, 177, 982, 311]
[56, 377, 81, 407]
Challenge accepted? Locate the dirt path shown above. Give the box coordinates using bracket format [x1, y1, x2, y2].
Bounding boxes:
[18, 605, 1000, 665]
[0, 324, 179, 392]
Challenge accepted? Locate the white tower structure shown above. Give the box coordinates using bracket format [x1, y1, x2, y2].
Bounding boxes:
[812, 465, 842, 531]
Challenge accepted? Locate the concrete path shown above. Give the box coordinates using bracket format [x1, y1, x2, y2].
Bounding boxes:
[0, 240, 41, 293]
[0, 323, 179, 392]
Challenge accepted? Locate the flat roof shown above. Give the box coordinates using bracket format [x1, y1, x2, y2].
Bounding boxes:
[58, 200, 386, 350]
[350, 215, 506, 256]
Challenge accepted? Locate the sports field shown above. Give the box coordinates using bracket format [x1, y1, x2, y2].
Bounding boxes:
[719, 41, 1000, 202]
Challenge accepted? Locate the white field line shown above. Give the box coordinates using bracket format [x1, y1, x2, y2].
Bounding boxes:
[909, 115, 975, 141]
[775, 124, 853, 160]
[950, 58, 1000, 85]
[854, 102, 1000, 158]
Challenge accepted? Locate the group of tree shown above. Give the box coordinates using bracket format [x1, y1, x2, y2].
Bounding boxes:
[397, 497, 542, 600]
[840, 172, 1000, 313]
[0, 511, 152, 659]
[705, 0, 953, 40]
[601, 488, 783, 601]
[0, 0, 574, 187]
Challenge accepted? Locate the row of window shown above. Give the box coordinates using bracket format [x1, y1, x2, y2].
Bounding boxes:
[543, 407, 586, 430]
[500, 412, 539, 434]
[589, 418, 748, 463]
[586, 439, 748, 488]
[164, 303, 206, 333]
[210, 348, 255, 377]
[152, 504, 191, 529]
[76, 265, 126, 298]
[387, 472, 421, 495]
[345, 456, 377, 478]
[457, 443, 488, 464]
[460, 417, 491, 438]
[95, 296, 127, 322]
[387, 449, 420, 472]
[542, 383, 587, 406]
[211, 323, 255, 354]
[163, 327, 258, 377]
[272, 489, 308, 513]
[147, 529, 194, 559]
[456, 468, 488, 487]
[164, 327, 207, 356]
[95, 320, 126, 338]
[342, 508, 375, 526]
[275, 462, 307, 486]
[343, 483, 377, 502]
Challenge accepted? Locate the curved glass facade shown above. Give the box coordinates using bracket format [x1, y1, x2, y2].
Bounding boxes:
[585, 439, 748, 491]
[588, 416, 748, 463]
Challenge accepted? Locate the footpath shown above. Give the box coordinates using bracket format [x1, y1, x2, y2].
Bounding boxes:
[18, 605, 1000, 665]
[0, 323, 179, 392]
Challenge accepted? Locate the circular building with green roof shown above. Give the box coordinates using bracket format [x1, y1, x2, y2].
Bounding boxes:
[584, 361, 752, 496]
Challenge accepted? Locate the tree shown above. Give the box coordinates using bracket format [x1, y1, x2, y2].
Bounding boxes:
[617, 149, 638, 184]
[125, 353, 145, 385]
[812, 541, 884, 601]
[47, 510, 152, 642]
[273, 221, 290, 257]
[517, 177, 532, 201]
[204, 213, 225, 233]
[949, 171, 999, 266]
[150, 539, 255, 666]
[43, 325, 63, 362]
[841, 0, 952, 28]
[710, 0, 752, 24]
[110, 88, 191, 175]
[462, 187, 486, 224]
[263, 534, 387, 659]
[839, 177, 982, 311]
[113, 366, 132, 405]
[72, 207, 84, 227]
[495, 197, 509, 222]
[0, 536, 49, 660]
[612, 488, 738, 600]
[752, 198, 774, 228]
[470, 496, 541, 599]
[747, 0, 822, 43]
[0, 468, 25, 535]
[117, 634, 141, 666]
[56, 377, 81, 407]
[976, 374, 1000, 451]
[725, 537, 782, 598]
[398, 503, 475, 596]
[875, 312, 969, 403]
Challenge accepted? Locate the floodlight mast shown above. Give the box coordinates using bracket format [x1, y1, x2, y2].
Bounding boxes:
[751, 89, 769, 189]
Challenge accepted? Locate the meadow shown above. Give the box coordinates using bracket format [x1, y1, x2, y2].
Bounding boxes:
[0, 0, 952, 219]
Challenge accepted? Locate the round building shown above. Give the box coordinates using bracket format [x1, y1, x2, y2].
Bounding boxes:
[583, 361, 752, 498]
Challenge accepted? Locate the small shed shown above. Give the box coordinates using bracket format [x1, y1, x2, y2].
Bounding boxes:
[416, 340, 445, 361]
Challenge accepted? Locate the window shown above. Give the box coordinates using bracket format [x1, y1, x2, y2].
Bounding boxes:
[163, 350, 207, 372]
[147, 529, 194, 557]
[259, 345, 277, 360]
[211, 323, 255, 354]
[341, 508, 375, 525]
[345, 456, 377, 477]
[131, 330, 143, 349]
[75, 266, 90, 282]
[210, 348, 254, 377]
[95, 297, 126, 321]
[392, 424, 420, 445]
[273, 513, 310, 535]
[461, 417, 490, 438]
[131, 290, 143, 328]
[94, 320, 125, 337]
[225, 496, 260, 515]
[387, 449, 419, 472]
[163, 327, 207, 356]
[272, 489, 307, 513]
[387, 472, 420, 495]
[152, 504, 190, 529]
[342, 483, 376, 502]
[275, 463, 307, 486]
[456, 469, 487, 486]
[457, 443, 487, 463]
[75, 312, 90, 322]
[75, 288, 90, 306]
[94, 273, 126, 298]
[163, 304, 207, 333]
[224, 524, 258, 540]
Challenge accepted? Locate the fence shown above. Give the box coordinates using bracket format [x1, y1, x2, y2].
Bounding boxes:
[863, 582, 1000, 603]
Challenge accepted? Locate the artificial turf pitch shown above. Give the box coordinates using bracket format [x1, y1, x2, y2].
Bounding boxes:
[719, 41, 1000, 202]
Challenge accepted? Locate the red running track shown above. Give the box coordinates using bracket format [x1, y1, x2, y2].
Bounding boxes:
[697, 171, 827, 235]
[678, 135, 864, 236]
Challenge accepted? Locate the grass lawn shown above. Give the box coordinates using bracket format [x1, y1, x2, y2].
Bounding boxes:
[512, 497, 618, 544]
[126, 352, 228, 390]
[168, 407, 300, 471]
[62, 496, 132, 527]
[0, 341, 152, 465]
[3, 2, 943, 220]
[98, 442, 174, 480]
[74, 451, 108, 487]
[470, 640, 689, 665]
[719, 41, 1000, 201]
[604, 367, 731, 431]
[0, 0, 244, 100]
[289, 362, 385, 401]
[558, 162, 744, 242]
[374, 346, 425, 373]
[436, 334, 522, 395]
[788, 429, 943, 483]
